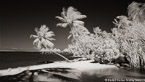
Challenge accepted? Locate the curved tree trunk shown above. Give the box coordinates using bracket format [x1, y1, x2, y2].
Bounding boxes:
[53, 52, 71, 62]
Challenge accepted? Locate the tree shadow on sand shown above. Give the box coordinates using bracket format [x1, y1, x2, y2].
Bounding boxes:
[0, 68, 81, 82]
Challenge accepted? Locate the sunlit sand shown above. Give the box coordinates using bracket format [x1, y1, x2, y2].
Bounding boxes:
[0, 60, 118, 76]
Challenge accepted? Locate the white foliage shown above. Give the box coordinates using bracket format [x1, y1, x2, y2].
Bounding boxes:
[128, 1, 145, 24]
[56, 23, 68, 28]
[56, 6, 87, 28]
[30, 25, 55, 50]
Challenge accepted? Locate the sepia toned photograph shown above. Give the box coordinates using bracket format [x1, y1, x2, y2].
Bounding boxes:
[0, 0, 145, 82]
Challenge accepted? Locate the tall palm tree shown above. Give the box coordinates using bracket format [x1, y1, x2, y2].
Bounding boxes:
[56, 6, 92, 58]
[128, 1, 145, 24]
[56, 6, 87, 28]
[30, 25, 55, 50]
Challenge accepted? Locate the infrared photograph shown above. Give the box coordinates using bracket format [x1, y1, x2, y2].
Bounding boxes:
[0, 0, 145, 82]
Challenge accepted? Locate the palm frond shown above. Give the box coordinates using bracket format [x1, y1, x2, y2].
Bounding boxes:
[128, 1, 142, 20]
[68, 34, 72, 40]
[34, 28, 39, 33]
[55, 16, 66, 22]
[73, 15, 87, 20]
[67, 6, 76, 19]
[113, 18, 119, 26]
[40, 25, 49, 33]
[33, 38, 39, 45]
[69, 9, 80, 20]
[66, 6, 86, 21]
[73, 20, 84, 25]
[45, 31, 55, 38]
[116, 15, 132, 27]
[116, 15, 127, 20]
[56, 23, 68, 28]
[30, 35, 38, 38]
[61, 7, 67, 19]
[47, 38, 56, 41]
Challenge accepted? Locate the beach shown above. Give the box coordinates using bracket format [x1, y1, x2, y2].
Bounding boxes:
[1, 52, 145, 82]
[1, 60, 145, 82]
[0, 60, 118, 76]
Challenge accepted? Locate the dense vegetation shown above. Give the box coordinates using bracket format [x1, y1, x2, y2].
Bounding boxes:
[31, 1, 145, 69]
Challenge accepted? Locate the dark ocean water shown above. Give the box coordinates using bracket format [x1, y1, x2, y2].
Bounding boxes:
[0, 52, 73, 70]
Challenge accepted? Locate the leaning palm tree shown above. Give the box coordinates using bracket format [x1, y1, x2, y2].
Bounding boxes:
[56, 6, 87, 28]
[30, 25, 70, 61]
[128, 1, 145, 24]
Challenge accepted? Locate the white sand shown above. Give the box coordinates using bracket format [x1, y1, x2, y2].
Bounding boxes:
[0, 60, 118, 76]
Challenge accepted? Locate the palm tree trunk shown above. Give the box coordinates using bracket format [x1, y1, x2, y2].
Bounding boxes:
[53, 52, 71, 62]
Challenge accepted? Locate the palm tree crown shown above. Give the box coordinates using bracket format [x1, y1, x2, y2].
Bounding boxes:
[56, 6, 87, 28]
[30, 25, 55, 50]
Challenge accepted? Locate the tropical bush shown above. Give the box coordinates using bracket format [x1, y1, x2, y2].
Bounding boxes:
[56, 6, 121, 62]
[111, 1, 145, 68]
[65, 2, 145, 68]
[89, 27, 120, 62]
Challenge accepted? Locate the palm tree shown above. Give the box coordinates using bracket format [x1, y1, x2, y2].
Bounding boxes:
[56, 6, 93, 58]
[128, 1, 145, 24]
[30, 25, 55, 50]
[30, 25, 70, 62]
[56, 6, 87, 28]
[56, 6, 89, 40]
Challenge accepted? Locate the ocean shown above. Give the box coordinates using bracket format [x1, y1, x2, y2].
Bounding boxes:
[0, 51, 72, 70]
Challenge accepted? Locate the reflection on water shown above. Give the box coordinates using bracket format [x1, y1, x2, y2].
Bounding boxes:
[81, 68, 145, 82]
[0, 67, 145, 82]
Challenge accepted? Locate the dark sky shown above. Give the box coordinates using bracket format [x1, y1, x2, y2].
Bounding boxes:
[0, 0, 144, 51]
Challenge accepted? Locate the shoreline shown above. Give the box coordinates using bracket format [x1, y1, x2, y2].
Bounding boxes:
[0, 60, 118, 76]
